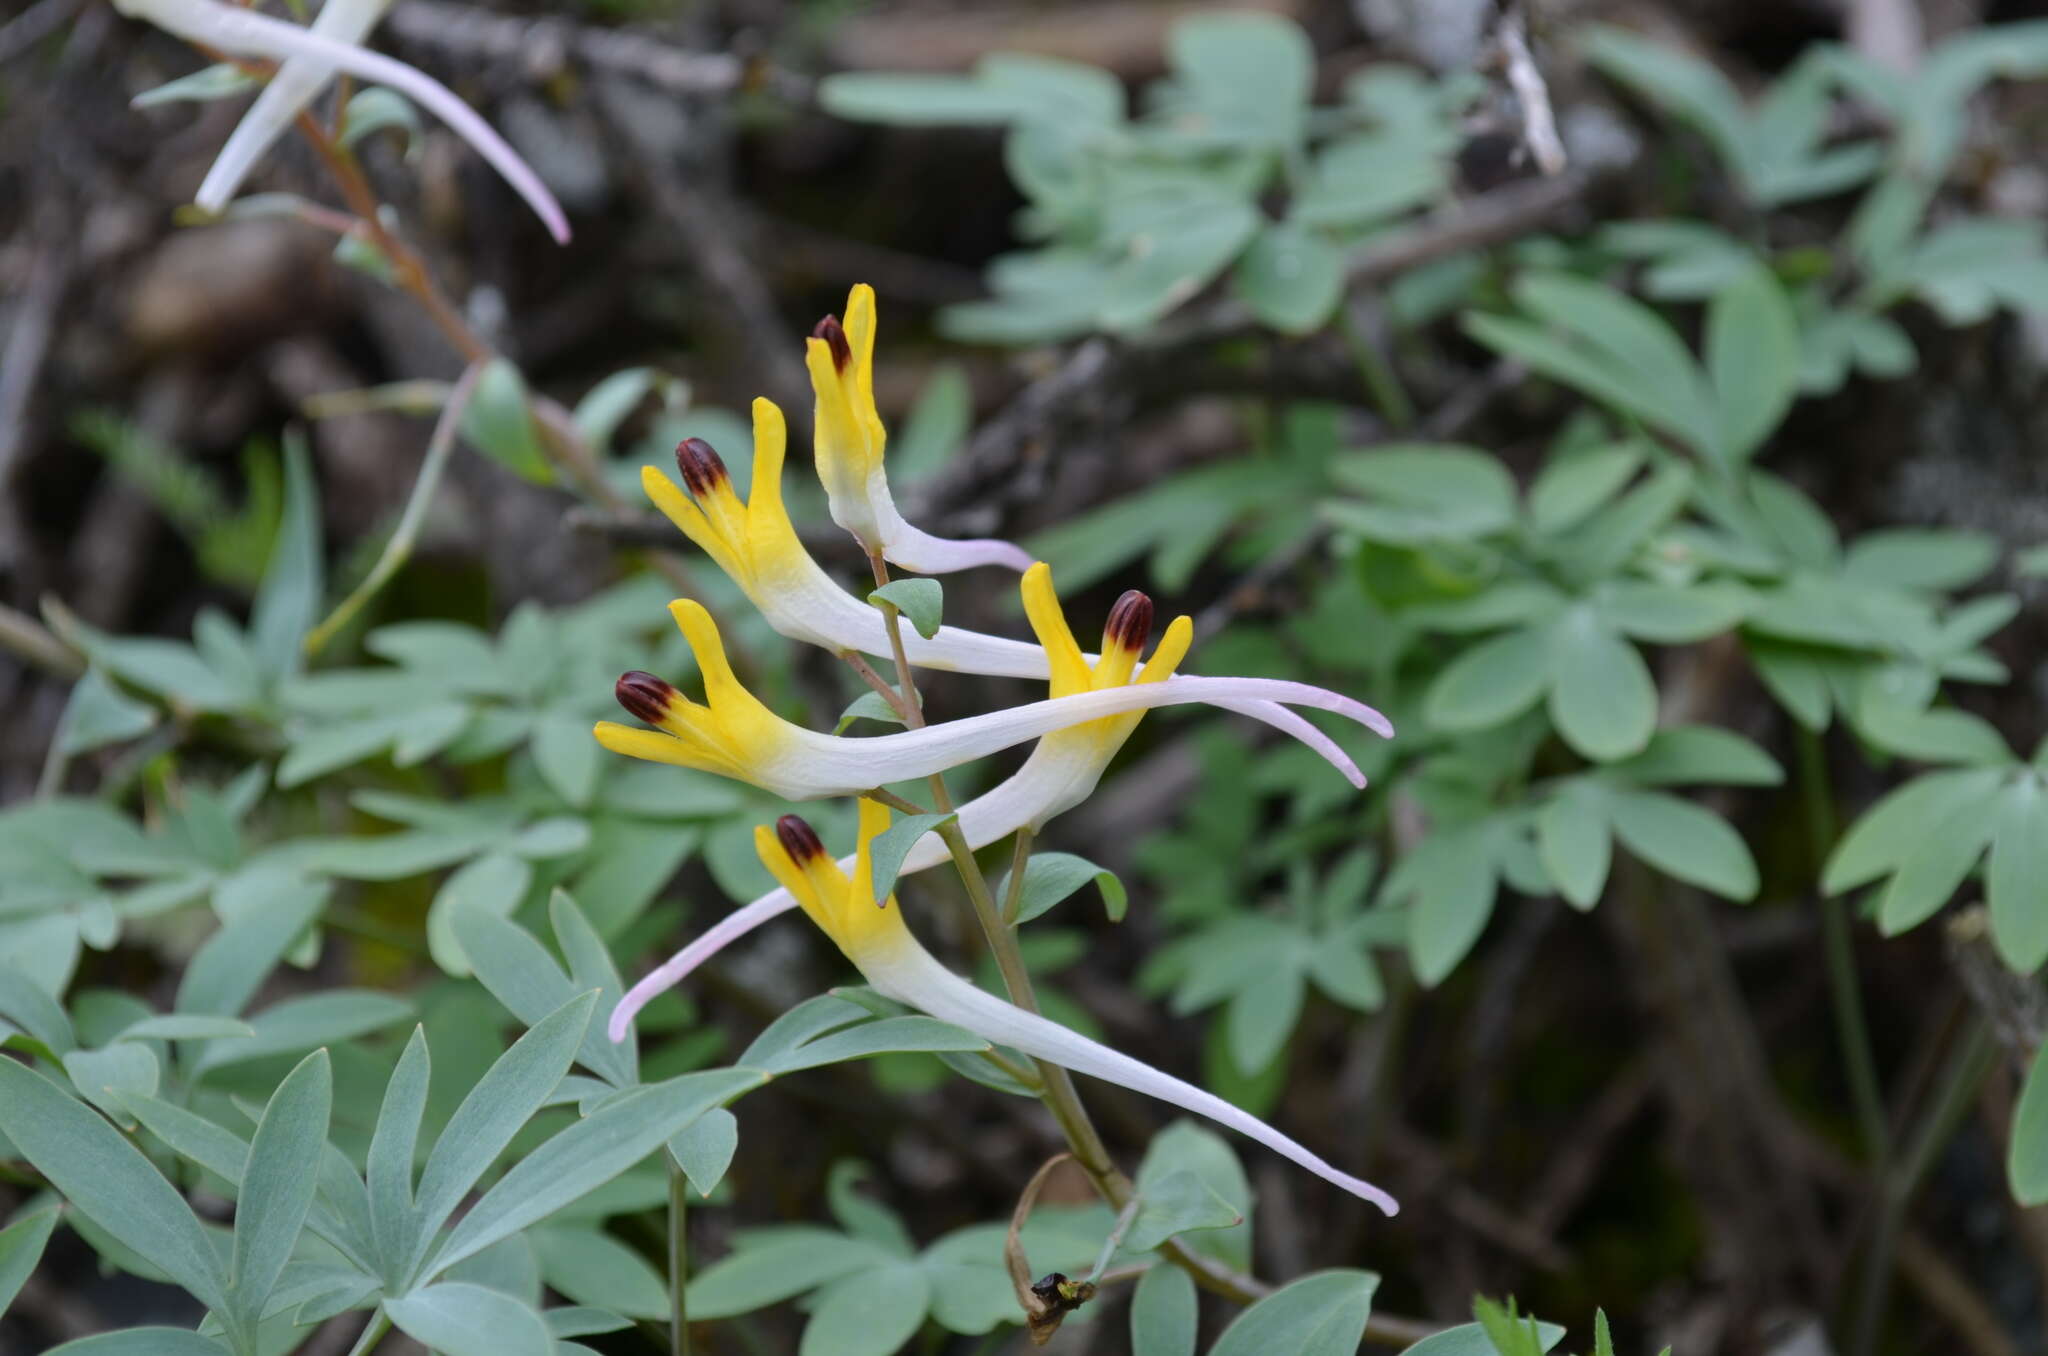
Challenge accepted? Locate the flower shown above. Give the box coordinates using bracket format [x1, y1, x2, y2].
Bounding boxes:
[590, 595, 1389, 801]
[751, 801, 1399, 1215]
[605, 568, 1371, 1035]
[642, 405, 1376, 782]
[805, 284, 1031, 574]
[112, 0, 570, 242]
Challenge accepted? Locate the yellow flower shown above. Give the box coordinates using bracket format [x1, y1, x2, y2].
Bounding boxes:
[806, 284, 1030, 573]
[751, 800, 1399, 1217]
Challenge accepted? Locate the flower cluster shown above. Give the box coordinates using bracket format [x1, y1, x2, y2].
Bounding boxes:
[595, 285, 1398, 1214]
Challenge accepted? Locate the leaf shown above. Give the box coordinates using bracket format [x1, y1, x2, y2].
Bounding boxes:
[1396, 829, 1502, 986]
[133, 62, 254, 107]
[115, 1015, 257, 1043]
[749, 1014, 986, 1075]
[1097, 199, 1260, 332]
[1548, 614, 1658, 762]
[999, 852, 1128, 924]
[827, 1160, 915, 1254]
[1706, 266, 1800, 462]
[1608, 790, 1759, 901]
[1210, 1269, 1380, 1356]
[1600, 726, 1784, 787]
[686, 1226, 889, 1318]
[1133, 1122, 1253, 1269]
[1527, 444, 1645, 535]
[1878, 790, 1998, 935]
[1130, 1262, 1198, 1356]
[1396, 1319, 1566, 1354]
[460, 360, 553, 484]
[230, 1050, 333, 1325]
[1597, 581, 1751, 644]
[1234, 222, 1344, 334]
[55, 668, 158, 756]
[386, 1281, 554, 1356]
[1124, 1168, 1243, 1252]
[408, 992, 599, 1275]
[338, 86, 421, 153]
[427, 852, 534, 978]
[44, 1332, 231, 1355]
[835, 690, 905, 734]
[1166, 11, 1313, 148]
[2010, 1038, 2048, 1205]
[1226, 967, 1303, 1074]
[800, 1262, 932, 1356]
[369, 1027, 432, 1275]
[532, 709, 603, 808]
[1327, 446, 1518, 544]
[177, 878, 326, 1019]
[427, 1069, 765, 1278]
[868, 578, 943, 640]
[0, 1060, 228, 1311]
[1843, 529, 2000, 592]
[670, 1107, 739, 1196]
[194, 991, 412, 1074]
[0, 1208, 59, 1319]
[248, 430, 323, 679]
[1422, 626, 1551, 733]
[1823, 768, 2005, 894]
[1986, 778, 2048, 973]
[865, 812, 956, 901]
[62, 1043, 160, 1124]
[1538, 786, 1611, 910]
[0, 960, 76, 1055]
[531, 1226, 667, 1319]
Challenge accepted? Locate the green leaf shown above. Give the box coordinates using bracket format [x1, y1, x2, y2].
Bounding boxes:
[867, 579, 943, 640]
[531, 1225, 667, 1319]
[1096, 199, 1260, 332]
[1843, 529, 1999, 592]
[747, 1013, 986, 1075]
[1210, 1269, 1379, 1356]
[428, 852, 534, 978]
[1124, 1168, 1243, 1252]
[194, 991, 411, 1075]
[386, 1281, 553, 1356]
[1527, 444, 1645, 535]
[2010, 1038, 2048, 1205]
[999, 851, 1127, 924]
[1538, 786, 1611, 910]
[686, 1226, 888, 1319]
[114, 1015, 257, 1043]
[0, 960, 77, 1054]
[408, 992, 599, 1274]
[1608, 790, 1759, 901]
[1226, 967, 1303, 1074]
[45, 1331, 231, 1355]
[62, 1043, 160, 1125]
[133, 62, 254, 107]
[369, 1027, 431, 1276]
[230, 1050, 332, 1324]
[460, 360, 553, 484]
[1878, 791, 1998, 935]
[1133, 1122, 1252, 1268]
[1327, 445, 1518, 544]
[176, 876, 326, 1018]
[55, 668, 158, 756]
[428, 1069, 765, 1278]
[249, 430, 323, 679]
[866, 812, 956, 901]
[1824, 767, 2005, 894]
[1422, 626, 1551, 733]
[1548, 614, 1657, 761]
[1130, 1262, 1198, 1356]
[1597, 581, 1751, 644]
[338, 87, 420, 154]
[1166, 11, 1313, 149]
[1511, 273, 1717, 446]
[1600, 726, 1784, 787]
[532, 709, 602, 808]
[1594, 1309, 1616, 1356]
[1987, 778, 2048, 972]
[0, 1208, 59, 1319]
[0, 1061, 228, 1311]
[827, 1160, 915, 1254]
[670, 1107, 739, 1196]
[800, 1262, 932, 1356]
[1396, 829, 1502, 987]
[1234, 222, 1344, 334]
[1396, 1318, 1566, 1354]
[834, 690, 904, 734]
[1706, 266, 1800, 462]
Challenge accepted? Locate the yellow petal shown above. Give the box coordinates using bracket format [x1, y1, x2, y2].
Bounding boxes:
[1020, 563, 1092, 697]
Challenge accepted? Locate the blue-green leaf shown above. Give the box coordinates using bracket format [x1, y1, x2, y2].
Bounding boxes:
[1210, 1269, 1379, 1356]
[387, 1281, 553, 1356]
[230, 1050, 333, 1324]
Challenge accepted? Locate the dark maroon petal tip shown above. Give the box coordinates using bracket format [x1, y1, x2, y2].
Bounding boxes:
[812, 315, 852, 373]
[615, 671, 678, 725]
[1104, 590, 1154, 652]
[674, 438, 729, 497]
[775, 814, 826, 863]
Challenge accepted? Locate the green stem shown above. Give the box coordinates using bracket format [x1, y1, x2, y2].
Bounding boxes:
[1000, 827, 1035, 926]
[1337, 303, 1414, 431]
[344, 1312, 390, 1356]
[1848, 1014, 1996, 1356]
[1797, 729, 1890, 1167]
[668, 1153, 691, 1356]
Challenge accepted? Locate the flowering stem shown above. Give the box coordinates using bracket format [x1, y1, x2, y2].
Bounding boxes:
[1000, 827, 1035, 926]
[667, 1154, 691, 1356]
[343, 1313, 389, 1356]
